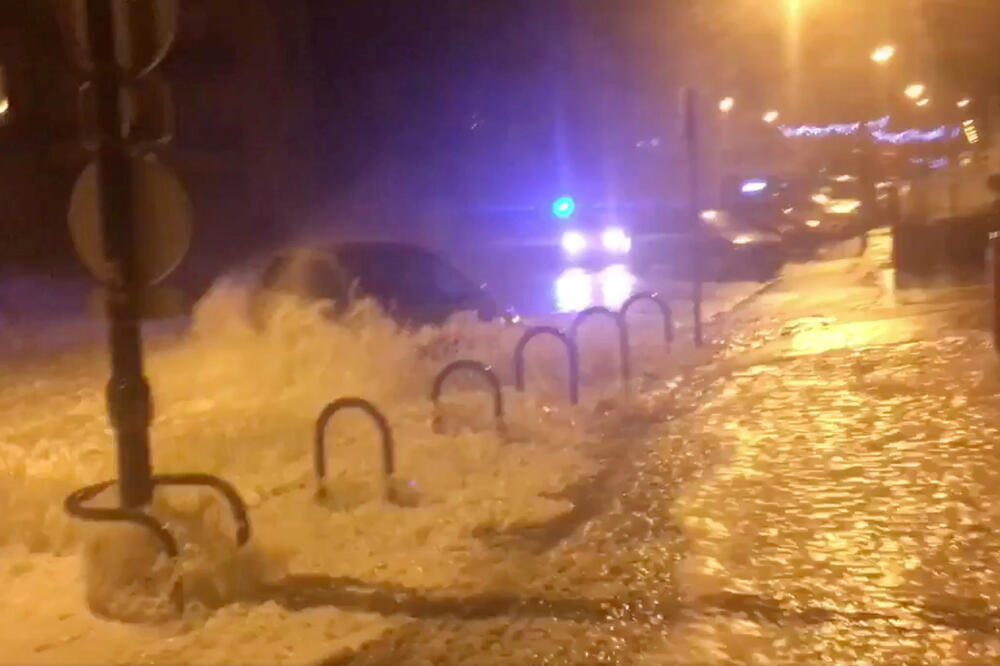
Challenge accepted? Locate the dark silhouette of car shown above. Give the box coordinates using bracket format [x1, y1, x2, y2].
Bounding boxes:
[248, 241, 505, 328]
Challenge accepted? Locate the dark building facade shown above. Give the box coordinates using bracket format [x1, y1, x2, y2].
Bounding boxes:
[0, 1, 317, 293]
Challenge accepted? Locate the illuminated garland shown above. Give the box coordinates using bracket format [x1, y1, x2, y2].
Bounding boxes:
[780, 121, 861, 138]
[870, 125, 961, 144]
[779, 116, 888, 138]
[778, 116, 961, 144]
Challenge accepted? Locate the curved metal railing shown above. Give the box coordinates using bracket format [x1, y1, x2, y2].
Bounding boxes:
[314, 397, 396, 502]
[513, 326, 580, 405]
[569, 306, 631, 389]
[430, 360, 505, 435]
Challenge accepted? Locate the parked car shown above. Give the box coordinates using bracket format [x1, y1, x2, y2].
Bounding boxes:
[248, 241, 507, 328]
[697, 209, 786, 281]
[718, 175, 867, 258]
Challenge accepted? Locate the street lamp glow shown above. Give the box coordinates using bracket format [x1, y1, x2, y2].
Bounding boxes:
[904, 83, 926, 100]
[871, 45, 895, 64]
[762, 110, 779, 124]
[719, 96, 734, 113]
[0, 98, 8, 116]
[957, 98, 971, 108]
[916, 98, 930, 107]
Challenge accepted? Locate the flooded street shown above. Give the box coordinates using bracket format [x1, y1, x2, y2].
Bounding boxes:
[5, 0, 1000, 661]
[4, 231, 1000, 664]
[330, 234, 1000, 664]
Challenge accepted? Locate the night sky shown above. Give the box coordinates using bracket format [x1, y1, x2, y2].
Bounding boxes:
[0, 1, 997, 275]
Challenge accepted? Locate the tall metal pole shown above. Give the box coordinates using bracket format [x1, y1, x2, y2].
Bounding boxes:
[84, 0, 153, 507]
[681, 88, 704, 347]
[991, 233, 1000, 354]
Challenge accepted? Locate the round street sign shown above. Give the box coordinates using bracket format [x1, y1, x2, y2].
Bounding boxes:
[113, 0, 178, 77]
[58, 0, 178, 76]
[68, 154, 193, 286]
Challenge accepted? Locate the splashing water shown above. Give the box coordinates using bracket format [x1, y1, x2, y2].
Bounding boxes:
[0, 278, 670, 663]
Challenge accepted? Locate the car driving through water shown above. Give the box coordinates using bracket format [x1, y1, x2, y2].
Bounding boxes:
[247, 241, 509, 329]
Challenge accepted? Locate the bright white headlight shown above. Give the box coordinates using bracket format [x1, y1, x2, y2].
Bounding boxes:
[561, 231, 587, 255]
[601, 227, 632, 253]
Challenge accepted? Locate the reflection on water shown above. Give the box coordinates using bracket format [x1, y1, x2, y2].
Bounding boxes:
[659, 335, 1000, 663]
[554, 264, 637, 313]
[600, 264, 636, 309]
[554, 268, 593, 313]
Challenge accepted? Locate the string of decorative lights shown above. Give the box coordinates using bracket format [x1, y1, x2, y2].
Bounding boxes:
[778, 116, 963, 144]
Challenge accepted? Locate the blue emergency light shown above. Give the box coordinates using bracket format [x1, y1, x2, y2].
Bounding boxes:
[552, 196, 576, 219]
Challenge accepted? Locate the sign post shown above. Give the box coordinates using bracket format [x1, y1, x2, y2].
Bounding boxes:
[84, 0, 153, 507]
[68, 0, 183, 509]
[60, 2, 255, 617]
[680, 88, 704, 347]
[991, 232, 1000, 354]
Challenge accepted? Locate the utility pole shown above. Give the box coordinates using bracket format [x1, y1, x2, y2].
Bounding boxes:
[681, 88, 704, 347]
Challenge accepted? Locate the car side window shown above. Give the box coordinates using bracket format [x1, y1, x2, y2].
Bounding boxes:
[427, 257, 476, 301]
[388, 253, 474, 305]
[335, 247, 476, 309]
[374, 254, 436, 305]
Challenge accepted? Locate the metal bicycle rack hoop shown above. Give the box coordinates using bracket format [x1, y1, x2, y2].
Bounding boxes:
[430, 360, 506, 435]
[314, 397, 397, 503]
[513, 326, 580, 405]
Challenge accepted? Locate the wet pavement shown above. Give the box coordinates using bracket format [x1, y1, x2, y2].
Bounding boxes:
[328, 233, 1000, 664]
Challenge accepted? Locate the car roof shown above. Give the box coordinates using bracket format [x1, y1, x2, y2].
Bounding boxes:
[279, 240, 438, 258]
[330, 240, 437, 254]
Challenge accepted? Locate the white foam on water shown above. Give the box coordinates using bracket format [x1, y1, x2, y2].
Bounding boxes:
[0, 277, 669, 663]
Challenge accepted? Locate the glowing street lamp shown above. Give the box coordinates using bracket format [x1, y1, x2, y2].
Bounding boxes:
[916, 98, 930, 108]
[871, 45, 895, 65]
[0, 64, 7, 120]
[904, 83, 926, 100]
[719, 96, 734, 113]
[957, 98, 971, 109]
[762, 110, 779, 124]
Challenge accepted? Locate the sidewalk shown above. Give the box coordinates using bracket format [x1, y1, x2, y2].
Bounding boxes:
[652, 333, 1000, 663]
[636, 236, 1000, 663]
